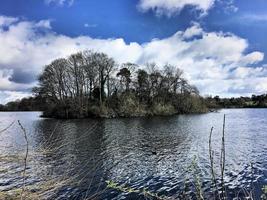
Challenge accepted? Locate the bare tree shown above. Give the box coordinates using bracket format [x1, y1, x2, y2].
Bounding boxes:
[35, 50, 205, 118]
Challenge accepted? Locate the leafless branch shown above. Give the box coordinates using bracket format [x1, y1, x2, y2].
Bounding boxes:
[0, 120, 15, 134]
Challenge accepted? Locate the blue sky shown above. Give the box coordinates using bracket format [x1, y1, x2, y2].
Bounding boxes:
[0, 0, 267, 103]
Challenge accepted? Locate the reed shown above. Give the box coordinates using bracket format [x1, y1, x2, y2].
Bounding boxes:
[18, 120, 29, 200]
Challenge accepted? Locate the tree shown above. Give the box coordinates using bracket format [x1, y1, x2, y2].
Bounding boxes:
[117, 67, 131, 92]
[82, 50, 98, 100]
[137, 69, 150, 102]
[91, 52, 115, 104]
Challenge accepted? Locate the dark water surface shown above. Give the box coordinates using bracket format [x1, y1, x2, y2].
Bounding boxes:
[0, 109, 267, 199]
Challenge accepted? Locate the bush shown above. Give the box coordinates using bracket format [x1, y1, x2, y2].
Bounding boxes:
[151, 102, 176, 116]
[117, 93, 147, 117]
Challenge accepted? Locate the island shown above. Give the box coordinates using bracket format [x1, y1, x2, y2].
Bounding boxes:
[1, 50, 208, 118]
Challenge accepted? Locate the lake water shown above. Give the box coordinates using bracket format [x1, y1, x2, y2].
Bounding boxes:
[0, 109, 267, 199]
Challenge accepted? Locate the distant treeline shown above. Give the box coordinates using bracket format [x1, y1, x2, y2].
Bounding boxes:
[26, 50, 206, 118]
[205, 94, 267, 109]
[0, 96, 46, 112]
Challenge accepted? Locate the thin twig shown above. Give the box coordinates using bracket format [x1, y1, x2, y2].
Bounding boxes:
[250, 162, 255, 200]
[0, 120, 15, 134]
[18, 120, 29, 200]
[220, 114, 226, 199]
[209, 126, 220, 199]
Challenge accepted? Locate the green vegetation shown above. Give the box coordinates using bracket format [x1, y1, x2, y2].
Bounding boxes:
[29, 50, 207, 118]
[205, 94, 267, 109]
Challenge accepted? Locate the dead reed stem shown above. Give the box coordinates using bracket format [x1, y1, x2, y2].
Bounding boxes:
[220, 114, 226, 199]
[18, 120, 29, 200]
[209, 126, 220, 199]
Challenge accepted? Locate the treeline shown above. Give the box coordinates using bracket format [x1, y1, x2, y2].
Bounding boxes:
[32, 50, 207, 118]
[0, 96, 46, 111]
[205, 94, 267, 108]
[2, 92, 266, 113]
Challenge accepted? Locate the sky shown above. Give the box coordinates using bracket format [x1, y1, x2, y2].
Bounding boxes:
[0, 0, 267, 103]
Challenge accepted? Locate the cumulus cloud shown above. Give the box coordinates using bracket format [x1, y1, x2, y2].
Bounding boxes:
[183, 22, 203, 39]
[230, 65, 267, 79]
[0, 16, 18, 26]
[36, 20, 52, 29]
[137, 0, 216, 16]
[0, 91, 31, 104]
[0, 15, 266, 103]
[0, 69, 34, 92]
[239, 51, 264, 65]
[191, 78, 267, 98]
[137, 0, 238, 16]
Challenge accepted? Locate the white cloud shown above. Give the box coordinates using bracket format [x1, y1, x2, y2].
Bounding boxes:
[45, 0, 74, 7]
[137, 0, 215, 16]
[84, 23, 97, 28]
[0, 69, 35, 91]
[183, 22, 203, 39]
[36, 20, 52, 29]
[239, 51, 264, 65]
[241, 14, 267, 22]
[0, 15, 267, 103]
[0, 91, 31, 104]
[0, 16, 18, 26]
[231, 66, 267, 79]
[228, 14, 267, 26]
[193, 77, 267, 97]
[218, 0, 238, 13]
[137, 0, 238, 17]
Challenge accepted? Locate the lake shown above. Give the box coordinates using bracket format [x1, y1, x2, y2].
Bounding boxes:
[0, 109, 267, 199]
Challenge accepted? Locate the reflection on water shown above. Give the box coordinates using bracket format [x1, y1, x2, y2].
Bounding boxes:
[0, 109, 267, 199]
